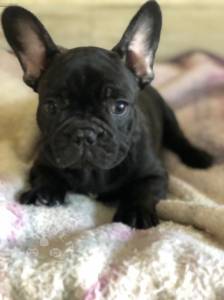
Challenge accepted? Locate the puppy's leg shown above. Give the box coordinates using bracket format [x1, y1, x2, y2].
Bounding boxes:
[18, 164, 68, 206]
[113, 158, 168, 229]
[162, 103, 213, 168]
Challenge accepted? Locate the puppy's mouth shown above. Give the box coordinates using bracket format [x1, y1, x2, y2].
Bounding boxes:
[53, 142, 121, 170]
[47, 118, 128, 170]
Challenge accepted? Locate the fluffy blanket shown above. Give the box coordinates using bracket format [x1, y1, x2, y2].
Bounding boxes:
[1, 49, 224, 299]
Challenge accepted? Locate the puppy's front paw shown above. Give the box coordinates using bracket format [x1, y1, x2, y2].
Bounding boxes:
[18, 187, 66, 206]
[113, 204, 159, 229]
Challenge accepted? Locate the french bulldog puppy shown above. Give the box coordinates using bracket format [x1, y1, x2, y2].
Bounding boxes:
[1, 1, 213, 229]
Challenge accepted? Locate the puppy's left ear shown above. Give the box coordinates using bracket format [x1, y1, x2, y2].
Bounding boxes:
[113, 0, 162, 88]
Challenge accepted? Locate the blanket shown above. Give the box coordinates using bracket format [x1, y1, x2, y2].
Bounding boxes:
[1, 49, 224, 299]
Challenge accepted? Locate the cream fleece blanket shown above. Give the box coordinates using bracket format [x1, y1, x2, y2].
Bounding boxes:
[1, 50, 224, 299]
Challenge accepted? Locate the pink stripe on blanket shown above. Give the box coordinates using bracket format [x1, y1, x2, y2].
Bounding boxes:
[84, 226, 133, 299]
[84, 265, 119, 300]
[0, 203, 25, 245]
[109, 224, 133, 241]
[6, 203, 24, 227]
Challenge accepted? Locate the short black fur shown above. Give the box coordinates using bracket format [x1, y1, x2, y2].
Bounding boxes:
[1, 1, 213, 229]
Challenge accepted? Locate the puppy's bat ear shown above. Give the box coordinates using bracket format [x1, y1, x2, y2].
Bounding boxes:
[112, 0, 162, 88]
[1, 6, 59, 91]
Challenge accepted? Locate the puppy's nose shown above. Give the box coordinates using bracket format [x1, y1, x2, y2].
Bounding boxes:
[73, 129, 97, 146]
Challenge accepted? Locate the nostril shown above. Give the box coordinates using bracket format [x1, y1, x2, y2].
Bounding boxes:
[86, 131, 96, 145]
[73, 130, 84, 145]
[74, 136, 82, 145]
[86, 137, 94, 145]
[98, 129, 105, 139]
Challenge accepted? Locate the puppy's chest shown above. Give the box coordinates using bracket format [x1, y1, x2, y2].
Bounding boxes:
[63, 168, 130, 195]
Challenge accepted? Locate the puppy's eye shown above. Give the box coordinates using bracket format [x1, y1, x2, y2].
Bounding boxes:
[43, 100, 58, 114]
[111, 100, 129, 115]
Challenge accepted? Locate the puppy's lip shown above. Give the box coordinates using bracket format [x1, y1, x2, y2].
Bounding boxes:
[54, 153, 79, 169]
[55, 157, 71, 169]
[54, 148, 91, 169]
[54, 152, 113, 170]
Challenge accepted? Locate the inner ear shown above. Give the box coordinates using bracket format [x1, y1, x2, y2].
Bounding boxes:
[112, 1, 162, 88]
[18, 24, 50, 86]
[1, 6, 59, 90]
[126, 26, 154, 82]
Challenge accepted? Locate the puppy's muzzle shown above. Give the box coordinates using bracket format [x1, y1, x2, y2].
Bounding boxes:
[49, 117, 117, 169]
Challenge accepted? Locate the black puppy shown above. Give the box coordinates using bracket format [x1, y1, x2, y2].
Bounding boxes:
[1, 1, 213, 229]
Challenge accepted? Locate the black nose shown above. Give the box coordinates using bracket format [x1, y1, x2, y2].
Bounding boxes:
[73, 129, 97, 146]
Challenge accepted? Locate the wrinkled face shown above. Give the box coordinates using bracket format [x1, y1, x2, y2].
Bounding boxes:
[2, 1, 162, 169]
[37, 47, 139, 169]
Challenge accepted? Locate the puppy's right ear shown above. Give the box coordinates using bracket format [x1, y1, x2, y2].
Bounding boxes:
[1, 6, 59, 91]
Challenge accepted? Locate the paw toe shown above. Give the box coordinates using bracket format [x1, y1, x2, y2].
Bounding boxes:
[113, 206, 159, 229]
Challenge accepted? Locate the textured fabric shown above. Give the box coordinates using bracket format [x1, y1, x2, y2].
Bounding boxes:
[0, 49, 224, 299]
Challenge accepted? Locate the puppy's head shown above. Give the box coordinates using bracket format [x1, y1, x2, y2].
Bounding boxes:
[1, 1, 162, 170]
